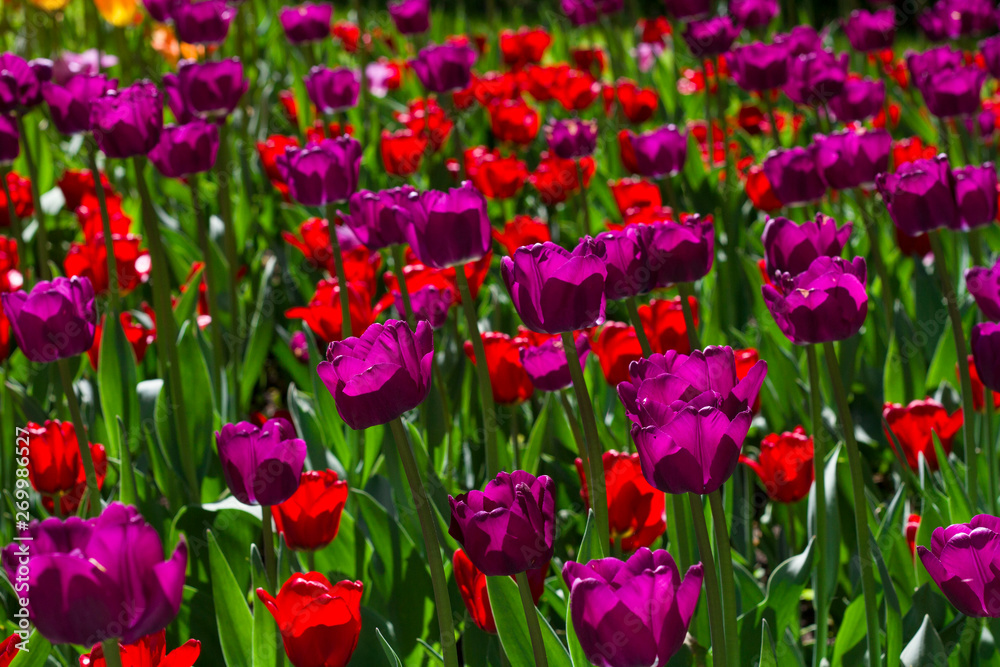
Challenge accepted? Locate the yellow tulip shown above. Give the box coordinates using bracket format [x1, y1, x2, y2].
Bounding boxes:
[28, 0, 73, 10]
[93, 0, 138, 27]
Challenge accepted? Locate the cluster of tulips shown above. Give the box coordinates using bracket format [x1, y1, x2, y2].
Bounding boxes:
[4, 0, 1000, 665]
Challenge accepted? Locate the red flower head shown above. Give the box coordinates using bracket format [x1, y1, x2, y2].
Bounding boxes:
[25, 420, 108, 516]
[883, 399, 964, 471]
[453, 549, 547, 634]
[609, 178, 662, 219]
[0, 172, 32, 227]
[500, 27, 552, 70]
[285, 280, 377, 345]
[905, 513, 920, 557]
[58, 169, 113, 212]
[278, 89, 299, 124]
[332, 21, 361, 52]
[0, 235, 22, 293]
[891, 136, 937, 169]
[284, 218, 380, 286]
[0, 634, 19, 667]
[963, 355, 1000, 412]
[396, 98, 453, 151]
[639, 16, 672, 44]
[740, 427, 815, 503]
[529, 152, 595, 205]
[488, 98, 540, 145]
[616, 80, 659, 124]
[518, 64, 567, 102]
[381, 128, 428, 177]
[0, 306, 10, 362]
[691, 120, 728, 168]
[551, 68, 601, 111]
[64, 234, 151, 296]
[87, 310, 157, 369]
[463, 332, 534, 405]
[257, 135, 300, 198]
[894, 227, 932, 257]
[80, 630, 201, 667]
[257, 574, 363, 667]
[576, 450, 667, 551]
[473, 71, 521, 107]
[571, 47, 606, 75]
[737, 105, 767, 135]
[736, 348, 762, 413]
[465, 147, 529, 200]
[743, 163, 783, 212]
[492, 215, 550, 255]
[590, 321, 643, 386]
[637, 296, 698, 355]
[273, 470, 349, 552]
[75, 194, 132, 242]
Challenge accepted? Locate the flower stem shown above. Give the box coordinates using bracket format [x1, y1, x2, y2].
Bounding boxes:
[677, 282, 700, 351]
[558, 389, 588, 472]
[927, 230, 977, 506]
[455, 265, 498, 477]
[188, 174, 224, 401]
[575, 160, 592, 239]
[806, 344, 829, 665]
[514, 571, 548, 667]
[625, 296, 652, 357]
[688, 492, 727, 667]
[101, 639, 124, 667]
[822, 340, 880, 667]
[87, 140, 120, 313]
[261, 504, 277, 590]
[57, 357, 100, 517]
[16, 114, 49, 280]
[987, 390, 997, 515]
[216, 123, 241, 405]
[708, 490, 739, 667]
[389, 417, 460, 667]
[391, 244, 415, 329]
[324, 203, 353, 339]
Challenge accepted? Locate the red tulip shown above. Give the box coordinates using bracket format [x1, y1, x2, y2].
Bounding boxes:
[637, 296, 698, 355]
[58, 169, 113, 212]
[894, 227, 932, 257]
[396, 99, 453, 151]
[332, 21, 362, 52]
[529, 152, 595, 205]
[453, 549, 547, 634]
[0, 235, 22, 293]
[743, 163, 783, 212]
[284, 218, 380, 289]
[25, 420, 108, 516]
[590, 321, 643, 386]
[80, 630, 201, 667]
[64, 234, 151, 295]
[736, 348, 762, 413]
[473, 71, 520, 107]
[517, 64, 566, 102]
[0, 634, 18, 667]
[740, 427, 815, 503]
[385, 253, 491, 304]
[285, 280, 378, 344]
[575, 450, 667, 551]
[492, 215, 551, 255]
[962, 355, 1000, 411]
[891, 136, 937, 168]
[488, 98, 540, 145]
[87, 310, 157, 369]
[463, 332, 534, 405]
[609, 177, 662, 219]
[500, 27, 551, 70]
[639, 16, 672, 44]
[273, 470, 349, 552]
[381, 128, 428, 177]
[551, 68, 601, 111]
[257, 574, 363, 667]
[616, 80, 659, 123]
[0, 172, 32, 228]
[571, 47, 606, 75]
[75, 193, 132, 242]
[465, 147, 528, 200]
[906, 513, 920, 557]
[257, 134, 300, 199]
[0, 306, 10, 362]
[883, 399, 963, 471]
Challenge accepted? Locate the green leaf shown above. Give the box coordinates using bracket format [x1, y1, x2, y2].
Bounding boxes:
[870, 534, 903, 667]
[521, 394, 551, 476]
[901, 615, 947, 667]
[97, 310, 139, 462]
[7, 632, 50, 667]
[172, 264, 205, 327]
[251, 545, 279, 667]
[808, 443, 841, 604]
[377, 629, 404, 667]
[759, 619, 778, 667]
[207, 529, 254, 667]
[487, 575, 572, 667]
[831, 597, 867, 667]
[931, 431, 973, 524]
[240, 256, 277, 408]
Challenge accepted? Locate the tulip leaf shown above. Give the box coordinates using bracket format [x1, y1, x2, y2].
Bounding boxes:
[97, 309, 139, 463]
[7, 632, 50, 667]
[759, 619, 778, 667]
[930, 431, 973, 525]
[487, 575, 572, 667]
[377, 628, 404, 667]
[901, 615, 946, 667]
[251, 544, 279, 667]
[870, 534, 902, 667]
[240, 255, 277, 409]
[287, 383, 345, 476]
[831, 596, 868, 667]
[175, 321, 216, 490]
[521, 393, 551, 477]
[808, 443, 842, 610]
[304, 327, 350, 467]
[207, 529, 254, 667]
[172, 264, 205, 328]
[576, 509, 602, 565]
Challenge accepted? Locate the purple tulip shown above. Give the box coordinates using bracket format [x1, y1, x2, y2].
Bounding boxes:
[305, 66, 360, 114]
[547, 119, 598, 160]
[342, 187, 416, 250]
[783, 51, 848, 106]
[875, 155, 959, 236]
[761, 214, 852, 278]
[279, 3, 333, 44]
[982, 35, 1000, 79]
[502, 239, 608, 334]
[762, 256, 868, 345]
[919, 65, 988, 118]
[972, 323, 1000, 393]
[814, 129, 891, 190]
[0, 504, 187, 646]
[0, 113, 18, 164]
[919, 0, 994, 41]
[519, 332, 590, 392]
[728, 42, 789, 92]
[42, 74, 117, 135]
[954, 163, 998, 230]
[167, 58, 247, 119]
[729, 0, 779, 28]
[388, 0, 431, 34]
[317, 319, 434, 429]
[290, 330, 310, 362]
[162, 74, 194, 124]
[142, 0, 182, 22]
[449, 470, 555, 576]
[148, 120, 220, 178]
[89, 81, 163, 158]
[917, 9, 952, 42]
[1, 276, 96, 363]
[970, 108, 998, 138]
[276, 136, 363, 206]
[563, 549, 704, 667]
[967, 262, 1000, 321]
[683, 17, 742, 57]
[773, 25, 823, 57]
[594, 228, 646, 300]
[844, 9, 896, 52]
[663, 0, 710, 20]
[828, 77, 885, 123]
[216, 418, 307, 505]
[51, 49, 118, 84]
[917, 515, 1000, 617]
[637, 215, 715, 288]
[0, 53, 47, 112]
[762, 146, 827, 207]
[395, 284, 453, 330]
[561, 0, 599, 25]
[410, 44, 477, 93]
[405, 182, 491, 269]
[173, 0, 236, 45]
[625, 125, 688, 179]
[617, 345, 767, 494]
[907, 46, 964, 90]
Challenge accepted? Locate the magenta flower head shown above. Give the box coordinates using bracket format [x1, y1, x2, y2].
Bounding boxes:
[761, 214, 852, 278]
[955, 164, 998, 230]
[907, 46, 964, 90]
[342, 187, 416, 250]
[89, 81, 163, 158]
[388, 0, 431, 34]
[216, 418, 307, 506]
[51, 50, 118, 84]
[683, 17, 742, 57]
[762, 146, 827, 207]
[173, 0, 236, 45]
[142, 0, 181, 22]
[0, 53, 47, 112]
[617, 345, 767, 494]
[814, 129, 891, 190]
[637, 215, 715, 288]
[875, 155, 959, 236]
[148, 119, 220, 178]
[405, 182, 491, 269]
[410, 43, 477, 93]
[594, 228, 646, 300]
[783, 51, 848, 106]
[663, 0, 710, 20]
[317, 319, 434, 429]
[919, 0, 994, 41]
[918, 65, 988, 118]
[729, 42, 789, 92]
[396, 284, 453, 330]
[305, 66, 360, 114]
[967, 263, 1000, 321]
[561, 0, 599, 25]
[42, 73, 117, 135]
[828, 78, 885, 123]
[547, 118, 598, 160]
[502, 239, 608, 334]
[981, 35, 1000, 79]
[563, 549, 704, 667]
[0, 113, 17, 164]
[448, 470, 555, 576]
[0, 504, 187, 646]
[917, 515, 1000, 617]
[167, 58, 247, 120]
[844, 9, 896, 52]
[972, 323, 1000, 393]
[519, 333, 590, 392]
[279, 3, 333, 44]
[276, 136, 363, 206]
[624, 125, 688, 179]
[729, 0, 779, 28]
[1, 276, 96, 362]
[762, 256, 868, 345]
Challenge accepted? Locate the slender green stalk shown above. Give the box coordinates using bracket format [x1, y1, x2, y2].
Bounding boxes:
[822, 340, 880, 667]
[324, 203, 353, 339]
[625, 296, 652, 357]
[857, 193, 893, 336]
[510, 404, 520, 470]
[688, 493, 728, 667]
[562, 331, 609, 557]
[927, 231, 977, 506]
[575, 160, 592, 238]
[101, 639, 125, 667]
[558, 389, 588, 473]
[388, 418, 459, 667]
[188, 175, 225, 400]
[16, 114, 49, 280]
[86, 141, 120, 312]
[969, 229, 985, 270]
[353, 0, 371, 150]
[515, 571, 548, 667]
[986, 387, 999, 514]
[455, 266, 498, 477]
[708, 490, 738, 667]
[1, 167, 23, 272]
[677, 283, 701, 350]
[261, 505, 277, 590]
[57, 358, 100, 517]
[216, 123, 242, 403]
[806, 345, 829, 665]
[391, 244, 415, 329]
[431, 350, 455, 467]
[661, 177, 681, 214]
[306, 550, 316, 573]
